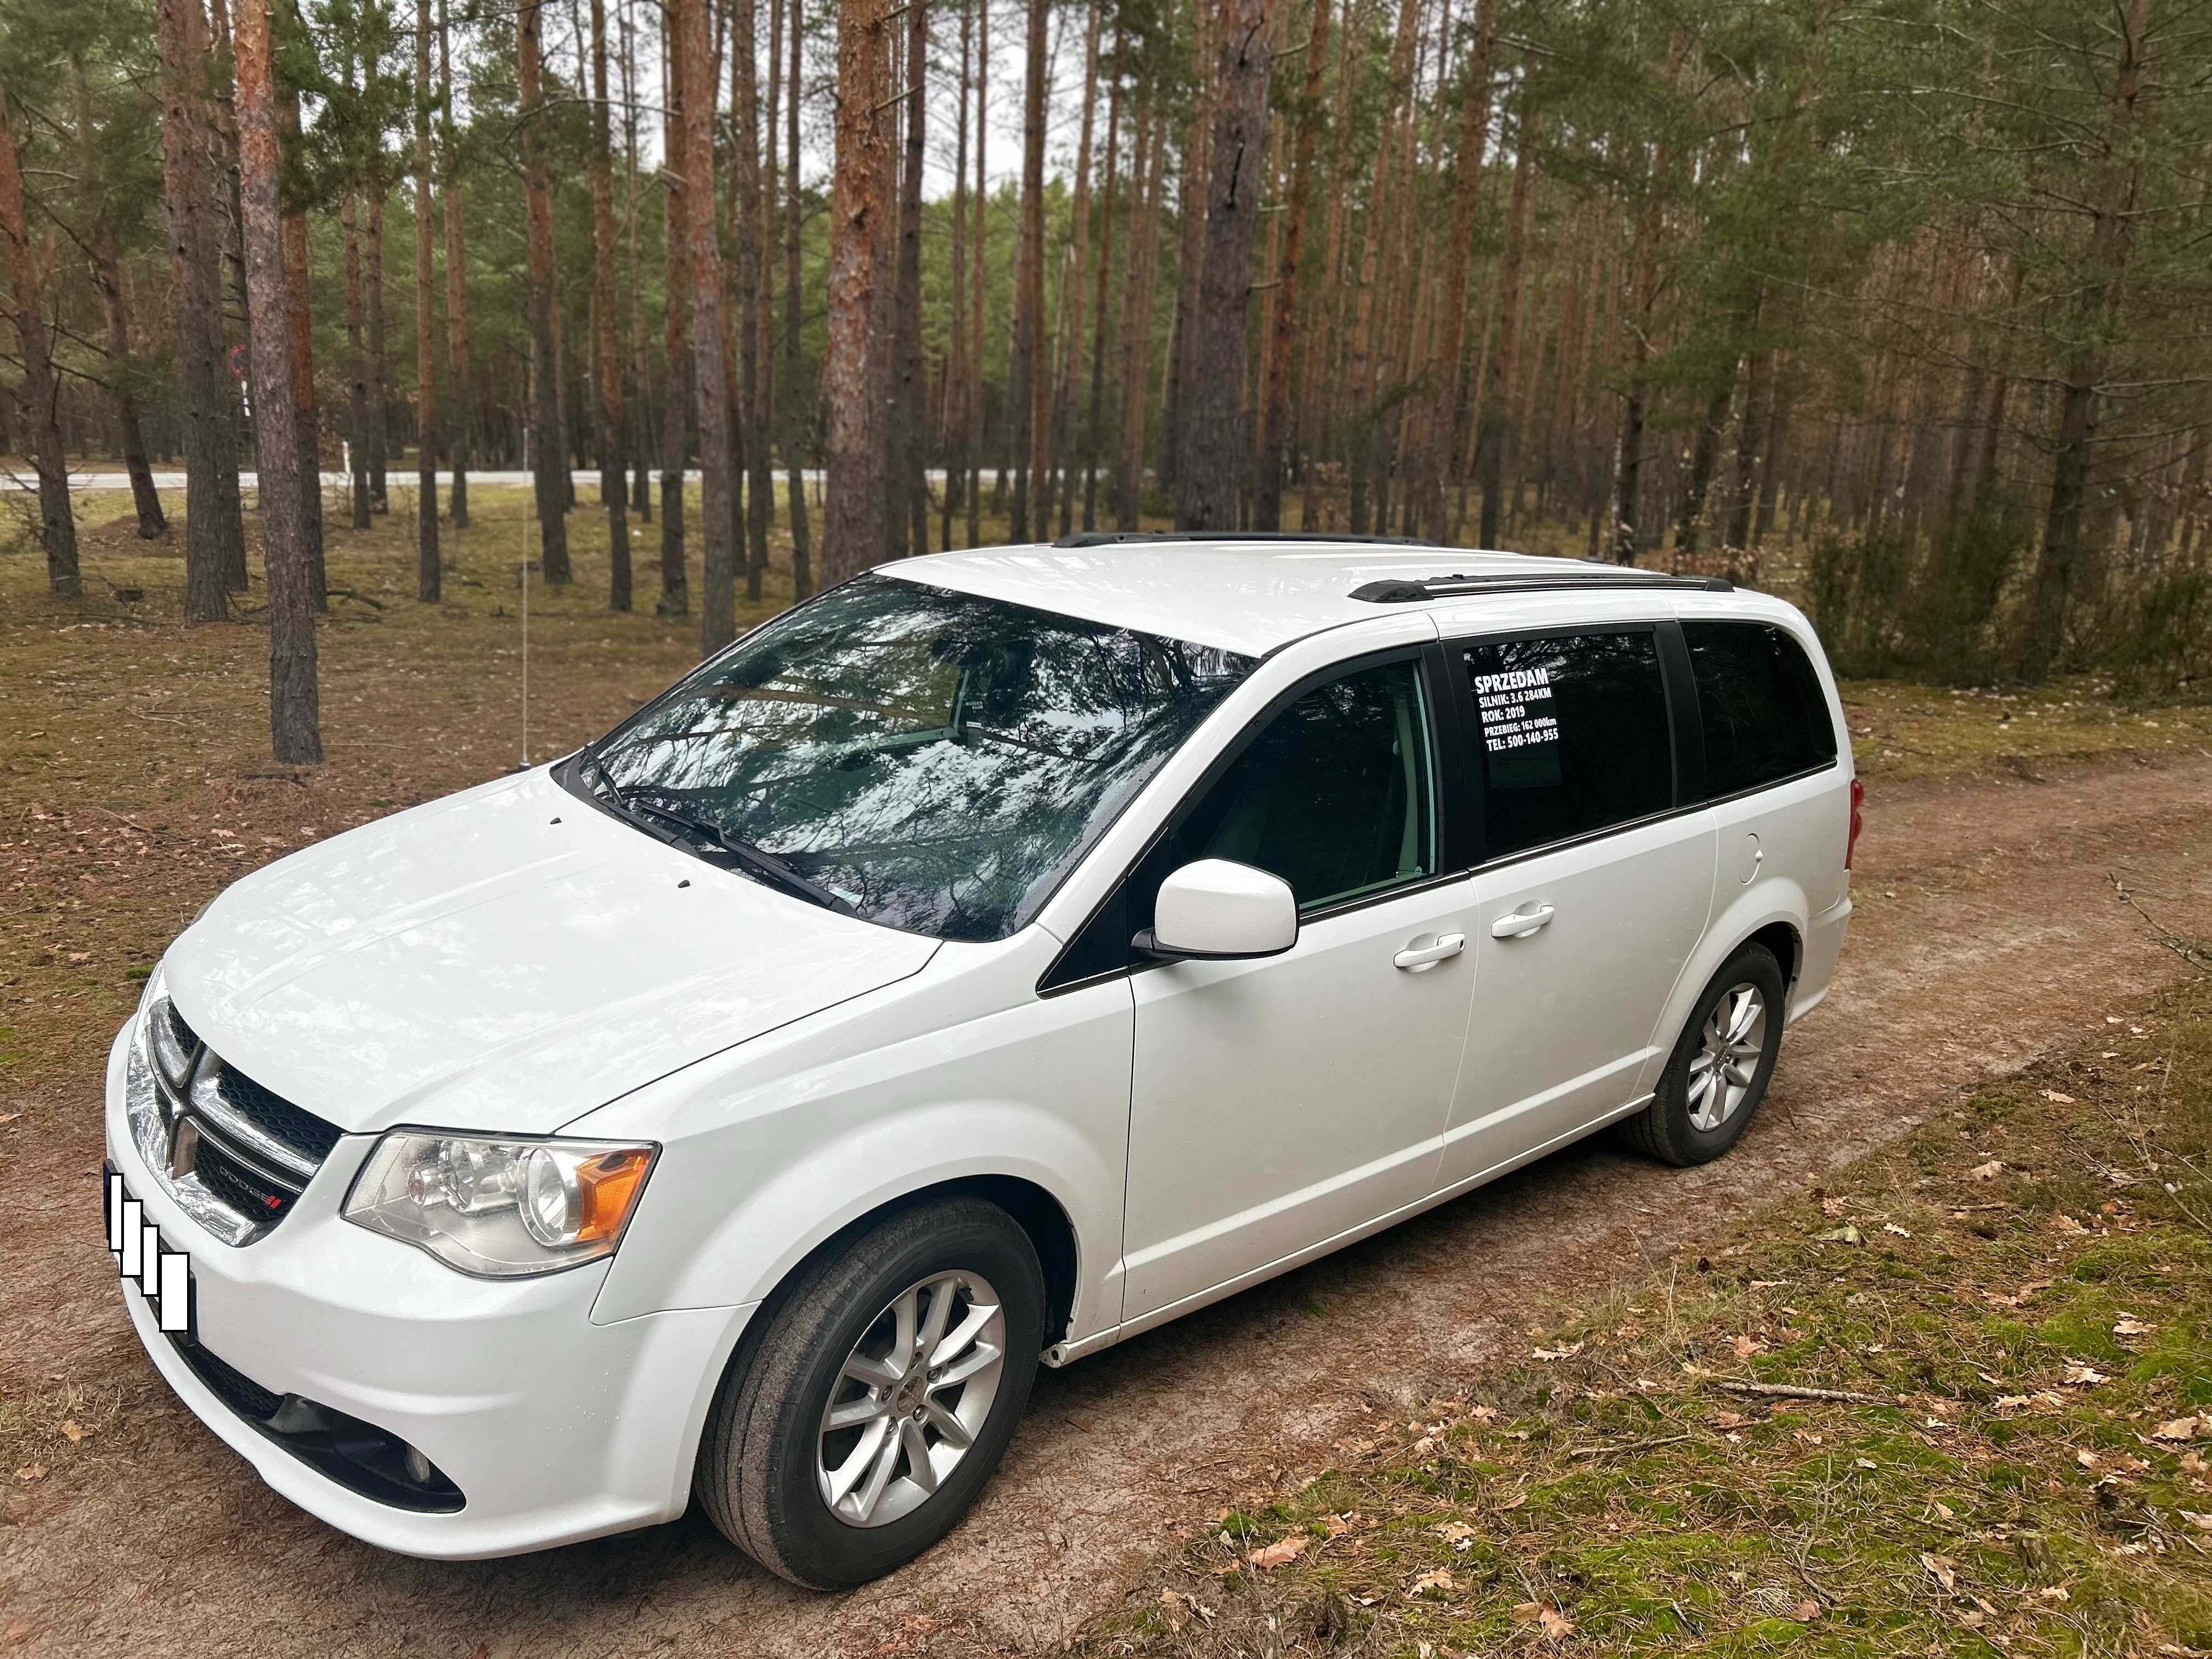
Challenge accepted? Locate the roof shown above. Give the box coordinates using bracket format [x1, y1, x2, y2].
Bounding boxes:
[883, 539, 1706, 658]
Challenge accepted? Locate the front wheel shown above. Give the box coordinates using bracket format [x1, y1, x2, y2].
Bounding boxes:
[1620, 943, 1787, 1167]
[695, 1196, 1045, 1589]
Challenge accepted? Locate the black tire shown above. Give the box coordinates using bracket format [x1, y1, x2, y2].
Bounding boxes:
[695, 1195, 1045, 1589]
[1620, 943, 1787, 1168]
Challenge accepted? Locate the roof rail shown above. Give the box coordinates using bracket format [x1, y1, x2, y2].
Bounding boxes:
[1052, 529, 1436, 549]
[1350, 569, 1733, 603]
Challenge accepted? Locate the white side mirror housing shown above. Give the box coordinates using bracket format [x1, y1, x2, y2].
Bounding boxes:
[1139, 859, 1299, 961]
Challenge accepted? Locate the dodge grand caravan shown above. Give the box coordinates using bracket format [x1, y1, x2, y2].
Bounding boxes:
[104, 536, 1858, 1588]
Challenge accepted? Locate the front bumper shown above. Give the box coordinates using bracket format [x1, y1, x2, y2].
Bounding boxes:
[103, 1025, 755, 1560]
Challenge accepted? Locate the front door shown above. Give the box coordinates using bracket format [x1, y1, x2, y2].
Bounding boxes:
[1120, 654, 1479, 1324]
[1436, 627, 1717, 1189]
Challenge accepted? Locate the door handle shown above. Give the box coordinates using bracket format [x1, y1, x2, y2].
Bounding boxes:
[1489, 904, 1555, 940]
[1393, 931, 1466, 970]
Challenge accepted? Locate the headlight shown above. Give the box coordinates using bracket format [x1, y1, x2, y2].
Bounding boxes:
[343, 1131, 657, 1278]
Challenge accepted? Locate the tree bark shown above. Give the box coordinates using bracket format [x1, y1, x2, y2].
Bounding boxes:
[413, 0, 442, 599]
[156, 0, 245, 613]
[945, 0, 971, 549]
[1082, 39, 1122, 532]
[732, 0, 770, 597]
[783, 0, 812, 592]
[519, 0, 572, 582]
[366, 189, 389, 511]
[889, 0, 928, 557]
[2021, 0, 2151, 680]
[1161, 2, 1218, 503]
[1048, 0, 1101, 540]
[279, 88, 325, 608]
[1116, 92, 1166, 528]
[1254, 0, 1330, 530]
[343, 190, 372, 529]
[1422, 0, 1494, 539]
[965, 0, 987, 549]
[439, 0, 472, 528]
[0, 86, 79, 595]
[1475, 115, 1534, 548]
[234, 0, 320, 761]
[72, 58, 165, 540]
[1177, 0, 1273, 530]
[1008, 0, 1048, 540]
[590, 0, 630, 608]
[821, 0, 889, 582]
[680, 0, 740, 645]
[659, 2, 690, 614]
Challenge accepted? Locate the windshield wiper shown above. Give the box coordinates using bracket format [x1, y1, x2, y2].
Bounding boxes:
[620, 797, 858, 916]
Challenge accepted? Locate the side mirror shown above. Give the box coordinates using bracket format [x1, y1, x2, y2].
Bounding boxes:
[1135, 859, 1299, 962]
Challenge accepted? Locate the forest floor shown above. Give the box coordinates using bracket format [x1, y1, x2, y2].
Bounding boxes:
[3, 487, 2211, 1655]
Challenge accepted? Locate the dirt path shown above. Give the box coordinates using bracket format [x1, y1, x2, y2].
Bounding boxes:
[4, 749, 2209, 1657]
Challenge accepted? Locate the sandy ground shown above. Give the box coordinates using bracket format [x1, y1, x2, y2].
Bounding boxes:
[3, 746, 2209, 1657]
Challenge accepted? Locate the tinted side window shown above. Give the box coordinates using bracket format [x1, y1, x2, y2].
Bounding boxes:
[1464, 633, 1672, 860]
[1683, 621, 1838, 798]
[1175, 659, 1436, 911]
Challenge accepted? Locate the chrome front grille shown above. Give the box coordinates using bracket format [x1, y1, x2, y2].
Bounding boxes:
[126, 993, 345, 1246]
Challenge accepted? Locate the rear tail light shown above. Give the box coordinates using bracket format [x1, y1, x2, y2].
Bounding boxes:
[1845, 776, 1865, 870]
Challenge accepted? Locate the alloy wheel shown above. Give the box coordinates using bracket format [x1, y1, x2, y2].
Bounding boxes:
[815, 1269, 1006, 1528]
[1686, 981, 1767, 1132]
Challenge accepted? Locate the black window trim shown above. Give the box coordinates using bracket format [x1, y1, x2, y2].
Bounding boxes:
[1037, 641, 1464, 997]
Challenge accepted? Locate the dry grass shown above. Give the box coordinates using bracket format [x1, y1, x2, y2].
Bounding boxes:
[1078, 985, 2212, 1658]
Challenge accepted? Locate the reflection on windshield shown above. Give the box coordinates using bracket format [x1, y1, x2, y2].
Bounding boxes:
[588, 574, 1254, 941]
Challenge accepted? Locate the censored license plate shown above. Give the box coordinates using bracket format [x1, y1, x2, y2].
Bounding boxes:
[104, 1166, 196, 1339]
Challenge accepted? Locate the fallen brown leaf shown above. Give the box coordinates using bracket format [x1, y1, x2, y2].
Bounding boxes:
[1246, 1534, 1308, 1570]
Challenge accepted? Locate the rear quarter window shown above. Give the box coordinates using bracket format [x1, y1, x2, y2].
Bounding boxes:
[1683, 620, 1838, 798]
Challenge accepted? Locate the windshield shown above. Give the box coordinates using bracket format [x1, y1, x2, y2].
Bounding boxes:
[580, 573, 1254, 941]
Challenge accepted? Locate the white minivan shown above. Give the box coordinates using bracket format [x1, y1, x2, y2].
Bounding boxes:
[104, 537, 1858, 1587]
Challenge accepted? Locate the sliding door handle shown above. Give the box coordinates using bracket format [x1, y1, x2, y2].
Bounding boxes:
[1489, 904, 1555, 940]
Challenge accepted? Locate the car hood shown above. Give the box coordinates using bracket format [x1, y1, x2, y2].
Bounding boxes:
[162, 767, 939, 1136]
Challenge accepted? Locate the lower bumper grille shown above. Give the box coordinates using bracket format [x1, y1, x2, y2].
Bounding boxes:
[166, 1332, 465, 1514]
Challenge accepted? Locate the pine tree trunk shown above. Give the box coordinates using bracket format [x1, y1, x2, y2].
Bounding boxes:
[0, 88, 80, 596]
[278, 90, 326, 608]
[520, 0, 572, 583]
[945, 0, 971, 549]
[234, 0, 320, 762]
[1047, 0, 1101, 540]
[156, 0, 245, 614]
[681, 0, 739, 644]
[1082, 42, 1122, 532]
[1116, 94, 1166, 528]
[590, 0, 630, 608]
[1475, 119, 1534, 548]
[1424, 0, 1494, 539]
[890, 0, 928, 557]
[783, 0, 812, 592]
[1008, 0, 1048, 540]
[343, 190, 373, 529]
[2022, 0, 2149, 680]
[440, 0, 472, 528]
[821, 0, 889, 583]
[1254, 0, 1330, 531]
[366, 190, 389, 512]
[413, 0, 442, 599]
[72, 59, 167, 541]
[659, 2, 690, 615]
[965, 0, 987, 549]
[1177, 0, 1272, 530]
[732, 0, 769, 599]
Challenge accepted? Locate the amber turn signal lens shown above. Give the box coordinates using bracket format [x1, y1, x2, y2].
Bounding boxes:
[577, 1148, 653, 1243]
